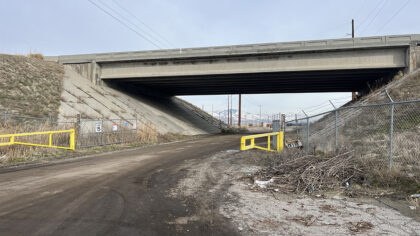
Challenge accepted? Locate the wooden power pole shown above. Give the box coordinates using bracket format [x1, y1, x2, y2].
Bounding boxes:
[230, 95, 233, 125]
[227, 95, 230, 125]
[238, 94, 242, 127]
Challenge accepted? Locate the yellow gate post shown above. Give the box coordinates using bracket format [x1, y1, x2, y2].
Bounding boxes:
[0, 129, 76, 150]
[240, 132, 283, 152]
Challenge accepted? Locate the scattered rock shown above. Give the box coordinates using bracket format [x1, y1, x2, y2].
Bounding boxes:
[348, 221, 373, 233]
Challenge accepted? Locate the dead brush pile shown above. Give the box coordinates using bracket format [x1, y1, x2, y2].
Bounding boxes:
[251, 150, 365, 194]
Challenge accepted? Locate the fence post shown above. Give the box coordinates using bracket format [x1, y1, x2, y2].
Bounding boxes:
[386, 90, 394, 168]
[135, 114, 138, 141]
[76, 114, 81, 148]
[302, 110, 309, 152]
[281, 114, 286, 147]
[101, 118, 104, 146]
[329, 100, 338, 153]
[119, 119, 123, 143]
[335, 110, 338, 153]
[49, 114, 53, 127]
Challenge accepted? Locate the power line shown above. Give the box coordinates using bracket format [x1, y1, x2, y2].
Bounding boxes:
[243, 95, 261, 107]
[352, 0, 369, 20]
[87, 0, 162, 49]
[331, 96, 352, 101]
[97, 0, 167, 49]
[110, 0, 176, 48]
[376, 0, 411, 33]
[305, 103, 334, 114]
[360, 0, 388, 35]
[358, 0, 386, 29]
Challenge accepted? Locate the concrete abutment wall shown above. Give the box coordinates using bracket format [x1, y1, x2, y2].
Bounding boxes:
[66, 62, 101, 85]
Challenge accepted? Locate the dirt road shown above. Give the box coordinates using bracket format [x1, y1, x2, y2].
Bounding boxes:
[0, 135, 241, 236]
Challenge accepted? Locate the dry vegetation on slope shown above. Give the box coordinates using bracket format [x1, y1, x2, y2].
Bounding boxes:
[0, 54, 64, 117]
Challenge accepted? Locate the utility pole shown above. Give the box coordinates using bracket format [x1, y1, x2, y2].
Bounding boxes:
[238, 94, 242, 127]
[227, 95, 230, 125]
[351, 19, 357, 101]
[259, 105, 262, 127]
[230, 95, 233, 125]
[211, 104, 213, 117]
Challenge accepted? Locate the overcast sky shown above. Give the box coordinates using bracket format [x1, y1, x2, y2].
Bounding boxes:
[1, 0, 418, 118]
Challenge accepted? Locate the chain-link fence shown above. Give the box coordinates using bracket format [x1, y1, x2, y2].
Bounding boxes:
[77, 118, 137, 148]
[284, 97, 420, 169]
[0, 112, 75, 132]
[1, 112, 139, 149]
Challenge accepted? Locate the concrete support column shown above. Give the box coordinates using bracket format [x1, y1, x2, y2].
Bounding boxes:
[408, 42, 419, 73]
[90, 61, 100, 85]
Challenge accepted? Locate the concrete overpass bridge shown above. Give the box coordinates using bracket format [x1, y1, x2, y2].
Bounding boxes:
[48, 34, 420, 95]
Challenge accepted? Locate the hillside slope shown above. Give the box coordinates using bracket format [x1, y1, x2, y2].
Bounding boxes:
[0, 54, 64, 117]
[303, 69, 420, 169]
[0, 54, 221, 135]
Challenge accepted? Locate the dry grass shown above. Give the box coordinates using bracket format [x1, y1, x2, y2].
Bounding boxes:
[0, 54, 64, 117]
[0, 119, 189, 164]
[27, 53, 44, 60]
[247, 148, 420, 196]
[301, 70, 420, 173]
[137, 121, 159, 143]
[0, 122, 74, 162]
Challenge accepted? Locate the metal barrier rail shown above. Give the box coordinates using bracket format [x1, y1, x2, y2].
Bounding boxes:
[240, 132, 284, 152]
[0, 129, 75, 150]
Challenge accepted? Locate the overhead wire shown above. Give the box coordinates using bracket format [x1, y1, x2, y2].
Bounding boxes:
[352, 0, 369, 20]
[96, 0, 167, 49]
[110, 0, 176, 49]
[376, 0, 411, 33]
[87, 0, 162, 49]
[360, 0, 388, 35]
[357, 0, 386, 29]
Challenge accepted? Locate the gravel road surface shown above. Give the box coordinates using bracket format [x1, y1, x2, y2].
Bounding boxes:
[0, 135, 241, 236]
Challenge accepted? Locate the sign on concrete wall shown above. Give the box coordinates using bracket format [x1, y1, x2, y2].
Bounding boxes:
[112, 123, 118, 132]
[95, 121, 103, 133]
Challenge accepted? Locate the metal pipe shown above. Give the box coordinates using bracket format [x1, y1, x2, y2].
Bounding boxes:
[386, 90, 394, 168]
[302, 110, 310, 152]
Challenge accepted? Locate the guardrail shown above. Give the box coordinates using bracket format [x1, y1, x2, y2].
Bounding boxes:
[0, 129, 75, 150]
[240, 132, 284, 152]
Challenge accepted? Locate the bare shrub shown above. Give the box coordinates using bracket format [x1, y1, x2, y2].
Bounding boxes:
[27, 53, 44, 60]
[137, 122, 158, 143]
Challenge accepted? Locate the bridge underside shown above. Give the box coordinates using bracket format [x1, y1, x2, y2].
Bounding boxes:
[104, 68, 401, 95]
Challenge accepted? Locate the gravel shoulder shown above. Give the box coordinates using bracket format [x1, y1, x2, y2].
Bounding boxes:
[2, 133, 419, 235]
[170, 149, 420, 235]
